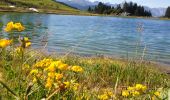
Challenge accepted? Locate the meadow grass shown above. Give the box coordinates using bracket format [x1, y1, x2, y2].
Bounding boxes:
[0, 22, 170, 100]
[0, 48, 170, 99]
[0, 0, 80, 14]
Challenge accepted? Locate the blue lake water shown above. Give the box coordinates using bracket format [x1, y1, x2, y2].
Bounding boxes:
[0, 13, 170, 64]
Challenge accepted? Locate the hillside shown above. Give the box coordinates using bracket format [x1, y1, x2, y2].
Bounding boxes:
[58, 0, 166, 17]
[0, 0, 80, 14]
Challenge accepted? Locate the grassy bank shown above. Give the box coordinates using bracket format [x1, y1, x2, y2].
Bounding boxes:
[0, 22, 170, 99]
[0, 0, 82, 15]
[0, 49, 170, 99]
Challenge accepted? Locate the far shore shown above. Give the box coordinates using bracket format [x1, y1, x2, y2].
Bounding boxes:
[0, 7, 170, 21]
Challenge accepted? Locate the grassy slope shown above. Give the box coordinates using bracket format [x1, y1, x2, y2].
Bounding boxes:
[0, 0, 81, 14]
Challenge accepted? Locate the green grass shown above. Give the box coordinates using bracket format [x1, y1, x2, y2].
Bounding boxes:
[0, 0, 80, 14]
[0, 49, 170, 99]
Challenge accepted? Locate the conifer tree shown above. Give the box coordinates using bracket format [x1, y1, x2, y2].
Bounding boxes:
[165, 7, 170, 18]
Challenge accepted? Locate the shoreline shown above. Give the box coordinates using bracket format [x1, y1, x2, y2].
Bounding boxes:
[35, 48, 170, 73]
[0, 8, 170, 21]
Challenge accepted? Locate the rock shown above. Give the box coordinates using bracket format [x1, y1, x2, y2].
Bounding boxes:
[9, 5, 15, 8]
[29, 8, 39, 12]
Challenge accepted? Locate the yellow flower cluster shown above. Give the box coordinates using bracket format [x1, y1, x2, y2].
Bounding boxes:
[34, 58, 53, 68]
[71, 66, 84, 72]
[18, 37, 31, 48]
[152, 88, 162, 99]
[23, 37, 31, 48]
[0, 39, 12, 48]
[122, 84, 147, 97]
[30, 58, 83, 90]
[98, 89, 115, 100]
[5, 21, 25, 32]
[30, 69, 38, 75]
[98, 94, 109, 100]
[154, 91, 160, 97]
[12, 37, 31, 57]
[63, 80, 80, 91]
[13, 37, 31, 56]
[3, 22, 31, 49]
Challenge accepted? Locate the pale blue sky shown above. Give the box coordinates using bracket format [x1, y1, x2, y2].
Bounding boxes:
[89, 0, 170, 8]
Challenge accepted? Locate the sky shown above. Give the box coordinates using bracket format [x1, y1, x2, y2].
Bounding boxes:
[89, 0, 170, 8]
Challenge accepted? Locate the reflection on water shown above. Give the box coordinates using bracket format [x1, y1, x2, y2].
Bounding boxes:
[0, 12, 170, 64]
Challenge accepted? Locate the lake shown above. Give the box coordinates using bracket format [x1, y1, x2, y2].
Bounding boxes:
[0, 13, 170, 64]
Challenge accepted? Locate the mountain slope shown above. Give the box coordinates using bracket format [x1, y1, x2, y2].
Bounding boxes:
[56, 0, 117, 10]
[150, 8, 166, 17]
[144, 6, 166, 17]
[0, 0, 78, 11]
[56, 0, 97, 10]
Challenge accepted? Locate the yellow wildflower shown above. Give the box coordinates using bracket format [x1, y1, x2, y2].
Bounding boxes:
[141, 85, 147, 91]
[47, 61, 60, 71]
[151, 96, 155, 100]
[0, 39, 12, 48]
[127, 86, 135, 91]
[23, 64, 30, 69]
[135, 84, 143, 89]
[19, 37, 31, 48]
[48, 63, 56, 72]
[24, 37, 31, 47]
[58, 64, 68, 70]
[5, 21, 25, 32]
[154, 91, 160, 97]
[98, 94, 109, 100]
[135, 84, 147, 91]
[14, 22, 25, 31]
[45, 78, 53, 89]
[107, 91, 113, 96]
[17, 25, 25, 31]
[54, 61, 62, 66]
[63, 81, 70, 88]
[5, 21, 14, 32]
[131, 91, 140, 96]
[104, 90, 114, 97]
[30, 69, 38, 75]
[45, 82, 52, 89]
[33, 77, 37, 83]
[22, 37, 31, 48]
[73, 83, 79, 91]
[55, 73, 63, 80]
[24, 37, 29, 42]
[25, 42, 31, 47]
[48, 72, 55, 78]
[122, 90, 129, 97]
[34, 58, 53, 68]
[71, 66, 83, 72]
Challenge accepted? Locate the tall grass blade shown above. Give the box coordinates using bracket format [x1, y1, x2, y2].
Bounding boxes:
[0, 80, 19, 99]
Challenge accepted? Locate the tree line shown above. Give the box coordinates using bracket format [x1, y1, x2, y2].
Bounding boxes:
[165, 7, 170, 18]
[88, 2, 152, 17]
